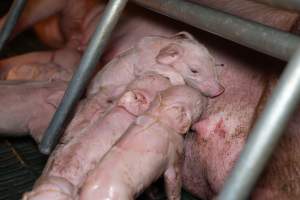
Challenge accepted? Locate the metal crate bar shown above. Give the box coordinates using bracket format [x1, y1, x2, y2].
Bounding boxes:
[39, 0, 128, 155]
[0, 0, 27, 51]
[132, 0, 300, 61]
[218, 47, 300, 199]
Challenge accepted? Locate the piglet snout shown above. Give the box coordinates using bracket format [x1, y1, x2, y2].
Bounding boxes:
[202, 81, 225, 98]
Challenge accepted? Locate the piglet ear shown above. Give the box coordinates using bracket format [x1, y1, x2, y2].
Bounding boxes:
[167, 105, 192, 134]
[156, 43, 183, 65]
[171, 31, 195, 40]
[118, 90, 148, 116]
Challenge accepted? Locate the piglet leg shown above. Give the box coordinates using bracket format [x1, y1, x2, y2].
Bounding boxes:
[164, 165, 182, 200]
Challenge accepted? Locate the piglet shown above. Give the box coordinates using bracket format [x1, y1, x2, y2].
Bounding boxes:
[79, 85, 207, 200]
[22, 74, 172, 200]
[87, 32, 224, 101]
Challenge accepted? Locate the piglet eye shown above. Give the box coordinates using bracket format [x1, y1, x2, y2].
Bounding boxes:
[191, 69, 199, 74]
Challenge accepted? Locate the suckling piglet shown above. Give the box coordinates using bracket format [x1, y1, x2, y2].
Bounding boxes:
[79, 85, 207, 200]
[22, 74, 172, 200]
[87, 32, 223, 111]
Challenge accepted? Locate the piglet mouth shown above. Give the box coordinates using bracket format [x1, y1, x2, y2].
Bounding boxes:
[206, 83, 225, 98]
[188, 80, 225, 98]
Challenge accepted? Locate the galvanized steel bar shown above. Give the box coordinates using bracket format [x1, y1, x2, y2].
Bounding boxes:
[39, 0, 128, 155]
[132, 0, 300, 61]
[254, 0, 300, 12]
[0, 0, 27, 51]
[218, 48, 300, 199]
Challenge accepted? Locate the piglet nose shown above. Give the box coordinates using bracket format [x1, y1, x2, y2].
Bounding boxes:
[203, 82, 225, 98]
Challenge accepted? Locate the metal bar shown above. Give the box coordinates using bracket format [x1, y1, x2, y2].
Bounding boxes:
[217, 48, 300, 200]
[132, 0, 300, 61]
[0, 0, 27, 51]
[39, 0, 128, 155]
[254, 0, 300, 13]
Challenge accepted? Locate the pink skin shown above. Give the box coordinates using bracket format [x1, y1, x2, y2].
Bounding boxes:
[188, 0, 300, 32]
[0, 47, 80, 81]
[0, 80, 66, 142]
[23, 74, 172, 200]
[79, 86, 207, 200]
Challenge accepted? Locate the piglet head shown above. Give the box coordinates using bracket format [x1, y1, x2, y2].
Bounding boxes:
[156, 32, 224, 98]
[149, 85, 207, 134]
[118, 74, 172, 116]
